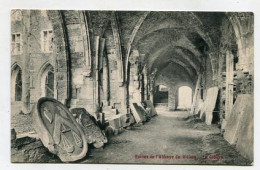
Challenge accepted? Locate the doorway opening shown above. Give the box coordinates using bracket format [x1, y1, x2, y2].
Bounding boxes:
[178, 86, 192, 110]
[154, 85, 168, 109]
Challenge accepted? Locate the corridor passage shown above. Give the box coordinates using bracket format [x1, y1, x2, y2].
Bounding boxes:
[81, 111, 250, 165]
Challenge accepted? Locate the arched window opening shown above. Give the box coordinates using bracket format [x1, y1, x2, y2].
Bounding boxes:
[178, 86, 192, 109]
[15, 69, 22, 101]
[45, 69, 54, 98]
[11, 65, 22, 102]
[40, 64, 55, 98]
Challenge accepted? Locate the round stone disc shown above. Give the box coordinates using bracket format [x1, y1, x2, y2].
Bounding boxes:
[33, 97, 88, 162]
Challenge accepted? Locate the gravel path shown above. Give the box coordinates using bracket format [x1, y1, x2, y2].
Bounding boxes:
[80, 111, 251, 165]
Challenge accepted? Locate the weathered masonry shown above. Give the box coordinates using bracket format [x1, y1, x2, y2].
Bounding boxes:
[11, 10, 253, 162]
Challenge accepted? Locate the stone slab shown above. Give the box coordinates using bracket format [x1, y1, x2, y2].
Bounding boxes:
[119, 113, 130, 128]
[199, 87, 219, 125]
[33, 97, 88, 162]
[224, 94, 253, 161]
[138, 103, 149, 121]
[194, 99, 203, 115]
[145, 108, 152, 118]
[144, 100, 157, 117]
[70, 108, 108, 149]
[236, 96, 253, 162]
[130, 103, 147, 123]
[224, 95, 251, 144]
[102, 106, 118, 121]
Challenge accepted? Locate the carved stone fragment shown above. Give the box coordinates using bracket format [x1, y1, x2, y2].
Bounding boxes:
[144, 100, 157, 117]
[130, 102, 147, 123]
[33, 98, 88, 162]
[70, 108, 108, 149]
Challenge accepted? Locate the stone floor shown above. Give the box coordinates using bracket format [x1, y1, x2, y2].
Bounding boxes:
[79, 110, 251, 165]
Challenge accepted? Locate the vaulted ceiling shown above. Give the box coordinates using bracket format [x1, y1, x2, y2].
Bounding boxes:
[88, 11, 228, 87]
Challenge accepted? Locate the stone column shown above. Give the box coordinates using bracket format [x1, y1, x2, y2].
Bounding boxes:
[98, 38, 106, 107]
[143, 66, 148, 100]
[93, 36, 99, 110]
[149, 91, 154, 104]
[225, 50, 234, 120]
[168, 87, 178, 111]
[175, 88, 179, 110]
[99, 38, 105, 70]
[190, 74, 202, 114]
[119, 85, 127, 113]
[102, 52, 109, 106]
[22, 10, 31, 114]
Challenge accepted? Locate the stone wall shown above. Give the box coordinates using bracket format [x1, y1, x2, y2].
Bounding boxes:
[62, 11, 95, 113]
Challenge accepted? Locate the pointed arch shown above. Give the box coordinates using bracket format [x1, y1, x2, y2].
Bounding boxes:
[38, 62, 56, 98]
[46, 10, 71, 105]
[11, 63, 22, 102]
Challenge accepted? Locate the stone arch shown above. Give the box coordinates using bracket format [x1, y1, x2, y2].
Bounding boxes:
[148, 45, 199, 76]
[39, 63, 55, 98]
[11, 63, 22, 102]
[46, 10, 71, 105]
[110, 12, 124, 84]
[125, 11, 150, 77]
[126, 12, 218, 80]
[226, 13, 254, 73]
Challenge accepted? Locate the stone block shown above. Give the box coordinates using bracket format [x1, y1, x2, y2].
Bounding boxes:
[105, 126, 114, 137]
[144, 100, 157, 117]
[194, 99, 204, 115]
[130, 102, 147, 123]
[224, 94, 253, 161]
[71, 108, 108, 149]
[11, 128, 17, 148]
[145, 108, 152, 118]
[199, 87, 219, 125]
[236, 99, 253, 162]
[108, 115, 121, 129]
[119, 113, 130, 127]
[99, 112, 105, 127]
[129, 113, 136, 124]
[102, 106, 118, 120]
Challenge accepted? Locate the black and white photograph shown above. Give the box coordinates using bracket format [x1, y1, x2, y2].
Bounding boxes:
[9, 9, 254, 165]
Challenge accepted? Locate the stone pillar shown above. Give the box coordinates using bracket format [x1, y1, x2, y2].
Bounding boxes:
[93, 36, 99, 110]
[143, 66, 148, 100]
[225, 50, 234, 120]
[139, 74, 145, 102]
[175, 89, 179, 110]
[119, 85, 127, 113]
[133, 64, 141, 103]
[99, 38, 106, 107]
[190, 74, 202, 114]
[99, 38, 105, 70]
[102, 52, 109, 106]
[168, 87, 177, 111]
[149, 91, 154, 104]
[22, 10, 31, 114]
